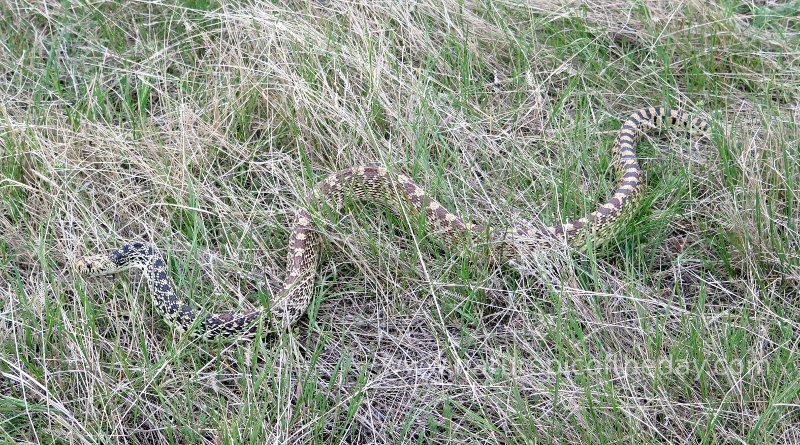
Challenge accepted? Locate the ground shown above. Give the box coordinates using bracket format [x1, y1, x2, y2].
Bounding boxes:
[1, 1, 799, 443]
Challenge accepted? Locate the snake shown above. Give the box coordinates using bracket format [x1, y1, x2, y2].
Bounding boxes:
[72, 106, 710, 341]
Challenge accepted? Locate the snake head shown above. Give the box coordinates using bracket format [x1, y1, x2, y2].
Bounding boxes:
[72, 254, 116, 277]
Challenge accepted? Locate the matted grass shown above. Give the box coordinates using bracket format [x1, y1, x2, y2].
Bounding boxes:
[1, 0, 799, 443]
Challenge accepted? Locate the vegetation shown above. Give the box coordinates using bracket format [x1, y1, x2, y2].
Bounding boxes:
[1, 0, 798, 443]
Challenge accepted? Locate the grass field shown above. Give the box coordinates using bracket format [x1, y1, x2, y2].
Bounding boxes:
[2, 0, 799, 443]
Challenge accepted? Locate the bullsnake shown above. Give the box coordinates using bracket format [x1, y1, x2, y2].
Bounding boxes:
[73, 106, 710, 340]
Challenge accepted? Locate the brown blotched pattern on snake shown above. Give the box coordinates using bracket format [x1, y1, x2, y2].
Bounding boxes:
[73, 107, 710, 340]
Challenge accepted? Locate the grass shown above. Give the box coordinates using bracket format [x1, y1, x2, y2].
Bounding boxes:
[1, 0, 799, 443]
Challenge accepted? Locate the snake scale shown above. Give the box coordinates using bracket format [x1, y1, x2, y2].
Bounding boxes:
[73, 107, 710, 340]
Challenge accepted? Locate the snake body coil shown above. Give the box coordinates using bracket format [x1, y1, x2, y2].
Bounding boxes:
[74, 107, 710, 340]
